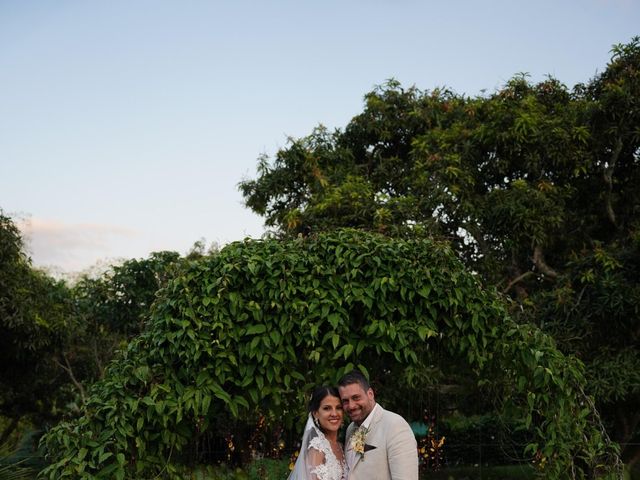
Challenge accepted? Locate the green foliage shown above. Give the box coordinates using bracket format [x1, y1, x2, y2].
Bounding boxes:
[243, 458, 291, 479]
[1, 208, 188, 477]
[41, 230, 618, 478]
[0, 428, 45, 480]
[1, 439, 37, 480]
[0, 211, 74, 426]
[74, 251, 181, 335]
[66, 251, 183, 391]
[239, 37, 640, 471]
[176, 459, 313, 480]
[427, 464, 536, 480]
[185, 460, 539, 480]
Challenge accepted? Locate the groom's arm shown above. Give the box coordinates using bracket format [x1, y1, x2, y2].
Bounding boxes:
[387, 416, 419, 480]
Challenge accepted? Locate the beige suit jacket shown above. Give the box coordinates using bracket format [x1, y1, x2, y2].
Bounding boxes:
[344, 405, 418, 480]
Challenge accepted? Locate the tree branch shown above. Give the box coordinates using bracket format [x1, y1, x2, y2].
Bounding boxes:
[503, 271, 535, 294]
[533, 245, 558, 279]
[576, 384, 624, 477]
[603, 137, 623, 228]
[55, 352, 86, 404]
[92, 337, 104, 379]
[565, 286, 587, 322]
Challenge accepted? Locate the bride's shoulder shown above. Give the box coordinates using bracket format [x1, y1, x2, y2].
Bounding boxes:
[308, 431, 330, 452]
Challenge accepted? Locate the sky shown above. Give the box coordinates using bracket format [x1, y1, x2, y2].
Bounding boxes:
[1, 0, 638, 276]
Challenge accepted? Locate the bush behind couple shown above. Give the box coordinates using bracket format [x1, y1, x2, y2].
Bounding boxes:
[289, 370, 418, 480]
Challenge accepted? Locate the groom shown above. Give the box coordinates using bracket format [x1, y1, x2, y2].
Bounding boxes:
[338, 370, 418, 480]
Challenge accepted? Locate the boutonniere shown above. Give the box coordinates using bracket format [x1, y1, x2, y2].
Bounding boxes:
[350, 426, 370, 460]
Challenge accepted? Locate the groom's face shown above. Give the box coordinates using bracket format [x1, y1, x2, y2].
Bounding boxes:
[339, 382, 375, 425]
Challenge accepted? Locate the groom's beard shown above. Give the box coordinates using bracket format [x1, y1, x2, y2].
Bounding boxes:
[347, 403, 372, 425]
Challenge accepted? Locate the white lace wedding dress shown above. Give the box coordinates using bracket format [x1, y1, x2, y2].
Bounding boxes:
[288, 414, 347, 480]
[307, 430, 347, 480]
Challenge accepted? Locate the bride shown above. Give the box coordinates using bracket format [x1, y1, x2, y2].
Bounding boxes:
[288, 386, 347, 480]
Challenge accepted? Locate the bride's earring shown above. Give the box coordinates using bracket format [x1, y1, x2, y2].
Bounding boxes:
[313, 416, 321, 428]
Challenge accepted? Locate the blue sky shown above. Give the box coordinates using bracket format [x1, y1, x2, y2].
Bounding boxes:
[1, 0, 638, 274]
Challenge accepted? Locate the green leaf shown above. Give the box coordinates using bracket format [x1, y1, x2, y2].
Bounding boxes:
[99, 450, 114, 464]
[417, 326, 437, 341]
[77, 448, 88, 461]
[246, 324, 267, 335]
[328, 313, 341, 329]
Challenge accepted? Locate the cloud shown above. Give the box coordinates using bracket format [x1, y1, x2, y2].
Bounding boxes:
[17, 217, 139, 273]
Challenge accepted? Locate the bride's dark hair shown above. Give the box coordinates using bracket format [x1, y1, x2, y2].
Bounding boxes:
[308, 385, 340, 413]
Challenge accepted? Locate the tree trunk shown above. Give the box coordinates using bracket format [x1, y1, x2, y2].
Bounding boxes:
[603, 137, 623, 229]
[533, 245, 558, 279]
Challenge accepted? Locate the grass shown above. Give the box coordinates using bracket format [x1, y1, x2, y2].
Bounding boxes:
[181, 460, 537, 480]
[181, 458, 290, 479]
[426, 464, 536, 480]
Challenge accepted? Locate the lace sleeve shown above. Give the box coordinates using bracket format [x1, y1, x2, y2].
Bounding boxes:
[307, 435, 337, 480]
[305, 442, 326, 480]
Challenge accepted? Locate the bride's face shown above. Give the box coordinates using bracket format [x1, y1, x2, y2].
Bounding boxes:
[314, 395, 344, 433]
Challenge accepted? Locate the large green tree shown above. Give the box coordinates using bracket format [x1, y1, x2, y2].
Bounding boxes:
[0, 211, 73, 443]
[1, 209, 183, 442]
[239, 38, 640, 469]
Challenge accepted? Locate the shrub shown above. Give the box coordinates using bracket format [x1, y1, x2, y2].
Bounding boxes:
[41, 230, 620, 479]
